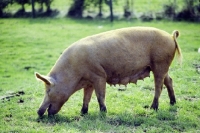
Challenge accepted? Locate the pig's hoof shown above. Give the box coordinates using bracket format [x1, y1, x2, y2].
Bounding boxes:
[150, 103, 159, 111]
[81, 108, 88, 116]
[170, 98, 176, 105]
[100, 106, 107, 113]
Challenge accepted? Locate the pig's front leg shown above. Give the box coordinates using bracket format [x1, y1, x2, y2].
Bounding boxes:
[81, 86, 94, 115]
[94, 77, 107, 112]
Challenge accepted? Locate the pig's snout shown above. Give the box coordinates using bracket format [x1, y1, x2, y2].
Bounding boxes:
[37, 103, 50, 117]
[37, 108, 46, 117]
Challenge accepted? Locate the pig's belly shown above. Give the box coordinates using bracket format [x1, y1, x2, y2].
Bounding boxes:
[105, 66, 151, 86]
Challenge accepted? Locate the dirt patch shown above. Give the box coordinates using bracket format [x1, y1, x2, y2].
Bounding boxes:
[193, 63, 200, 74]
[24, 66, 36, 70]
[184, 96, 200, 101]
[0, 90, 25, 102]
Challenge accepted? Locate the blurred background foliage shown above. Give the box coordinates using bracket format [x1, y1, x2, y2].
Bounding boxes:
[0, 0, 200, 21]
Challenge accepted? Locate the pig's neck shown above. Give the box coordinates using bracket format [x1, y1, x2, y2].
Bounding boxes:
[48, 53, 82, 99]
[49, 67, 81, 100]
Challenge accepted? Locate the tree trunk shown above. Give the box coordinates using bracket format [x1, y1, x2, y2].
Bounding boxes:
[45, 0, 51, 13]
[31, 0, 36, 18]
[0, 9, 3, 17]
[67, 0, 85, 17]
[22, 4, 25, 12]
[109, 0, 113, 22]
[98, 0, 103, 17]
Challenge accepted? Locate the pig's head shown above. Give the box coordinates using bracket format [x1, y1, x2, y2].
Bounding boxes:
[35, 72, 67, 117]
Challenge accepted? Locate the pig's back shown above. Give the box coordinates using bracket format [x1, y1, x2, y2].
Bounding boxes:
[76, 27, 171, 71]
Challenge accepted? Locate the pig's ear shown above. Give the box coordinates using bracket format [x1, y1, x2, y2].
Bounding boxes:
[35, 72, 55, 86]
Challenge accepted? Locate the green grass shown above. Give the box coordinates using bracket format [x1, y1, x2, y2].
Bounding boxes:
[0, 18, 200, 132]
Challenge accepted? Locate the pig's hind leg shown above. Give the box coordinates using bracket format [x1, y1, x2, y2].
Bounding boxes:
[164, 73, 176, 105]
[151, 64, 169, 110]
[81, 86, 94, 115]
[151, 73, 165, 110]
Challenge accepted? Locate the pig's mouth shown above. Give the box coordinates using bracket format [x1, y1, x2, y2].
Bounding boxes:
[47, 104, 59, 116]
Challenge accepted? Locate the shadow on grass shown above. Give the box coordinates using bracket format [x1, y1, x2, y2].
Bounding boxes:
[33, 105, 199, 132]
[34, 106, 186, 131]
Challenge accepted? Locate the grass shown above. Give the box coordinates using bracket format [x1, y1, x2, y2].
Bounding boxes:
[0, 18, 200, 132]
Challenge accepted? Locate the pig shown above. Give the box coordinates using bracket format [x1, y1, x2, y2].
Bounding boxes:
[35, 27, 182, 117]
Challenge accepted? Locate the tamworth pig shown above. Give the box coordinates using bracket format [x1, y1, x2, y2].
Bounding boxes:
[35, 27, 182, 116]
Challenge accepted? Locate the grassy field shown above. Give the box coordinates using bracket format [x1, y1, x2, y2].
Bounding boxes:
[0, 18, 200, 132]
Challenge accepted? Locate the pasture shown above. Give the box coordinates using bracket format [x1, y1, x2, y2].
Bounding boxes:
[0, 18, 200, 132]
